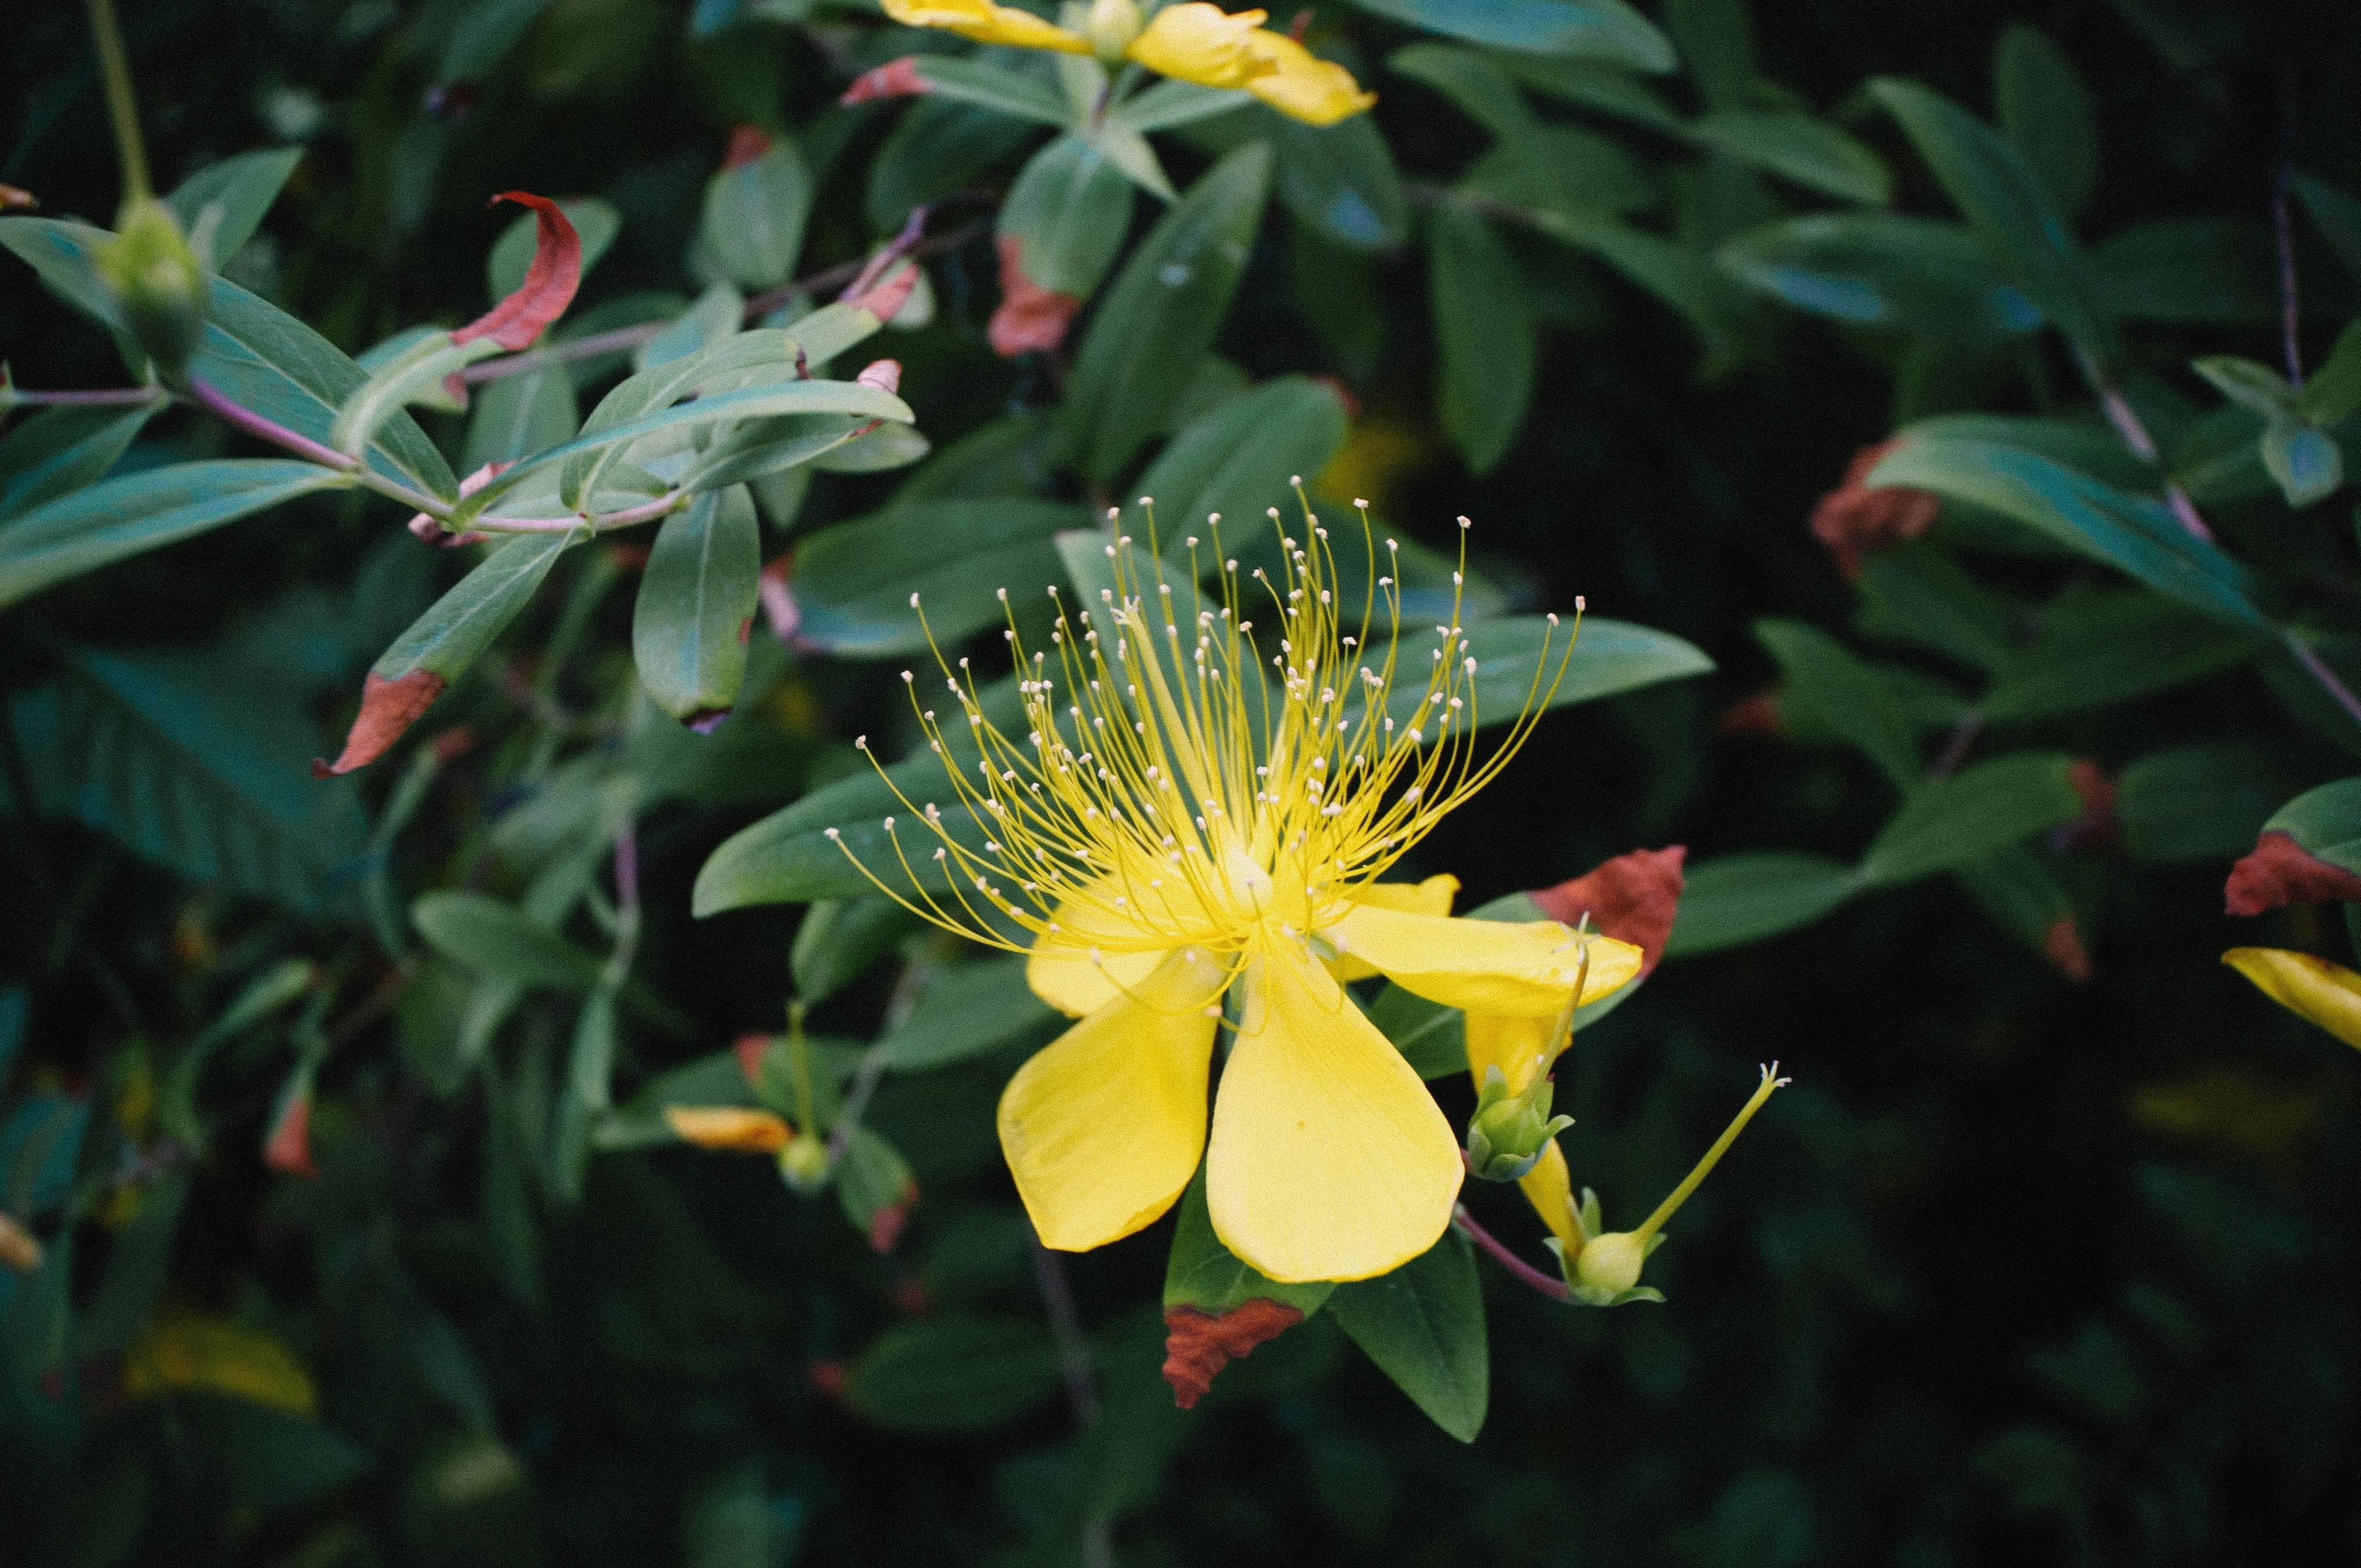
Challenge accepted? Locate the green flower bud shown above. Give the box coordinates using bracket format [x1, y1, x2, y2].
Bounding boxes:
[1572, 1231, 1646, 1295]
[1463, 1065, 1572, 1182]
[778, 1133, 831, 1192]
[97, 197, 206, 377]
[1085, 0, 1144, 66]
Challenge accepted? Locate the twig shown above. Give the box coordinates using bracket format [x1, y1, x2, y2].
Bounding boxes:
[2284, 629, 2361, 732]
[1452, 1204, 1571, 1304]
[6, 385, 164, 407]
[84, 0, 151, 203]
[2273, 49, 2304, 388]
[186, 374, 356, 471]
[1027, 1226, 1101, 1428]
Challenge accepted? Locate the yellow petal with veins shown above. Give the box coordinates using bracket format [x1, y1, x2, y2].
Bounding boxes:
[2224, 947, 2361, 1050]
[1325, 904, 1642, 1017]
[880, 0, 1092, 52]
[1125, 2, 1275, 88]
[665, 1105, 791, 1152]
[1327, 872, 1459, 982]
[1465, 1009, 1560, 1096]
[1207, 941, 1462, 1282]
[1238, 26, 1376, 126]
[1000, 946, 1229, 1250]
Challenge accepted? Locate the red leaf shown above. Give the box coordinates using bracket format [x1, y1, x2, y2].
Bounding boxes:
[847, 262, 920, 321]
[722, 124, 775, 170]
[841, 56, 935, 105]
[264, 1090, 318, 1180]
[2043, 915, 2094, 984]
[855, 358, 902, 395]
[2058, 759, 2122, 853]
[733, 1032, 773, 1087]
[1716, 686, 1783, 737]
[315, 670, 447, 777]
[2225, 830, 2361, 916]
[867, 1181, 918, 1254]
[452, 192, 582, 352]
[1808, 438, 1940, 579]
[987, 234, 1081, 358]
[1162, 1300, 1305, 1409]
[758, 555, 801, 641]
[1530, 846, 1687, 979]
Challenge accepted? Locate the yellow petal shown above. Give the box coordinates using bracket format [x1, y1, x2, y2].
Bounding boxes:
[1000, 946, 1228, 1250]
[1025, 874, 1208, 1016]
[122, 1315, 317, 1415]
[881, 0, 1092, 52]
[1126, 2, 1276, 88]
[1240, 27, 1376, 126]
[665, 1105, 791, 1152]
[1327, 872, 1459, 981]
[1324, 904, 1643, 1016]
[2224, 947, 2361, 1050]
[1207, 941, 1462, 1282]
[1517, 1139, 1582, 1254]
[1465, 1009, 1559, 1096]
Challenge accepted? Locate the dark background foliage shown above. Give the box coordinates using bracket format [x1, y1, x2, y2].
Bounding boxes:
[5, 0, 2360, 1564]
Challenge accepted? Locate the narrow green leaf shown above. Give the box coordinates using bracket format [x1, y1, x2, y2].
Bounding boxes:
[2293, 173, 2361, 285]
[633, 486, 761, 721]
[1661, 853, 1861, 955]
[2116, 741, 2308, 864]
[908, 55, 1071, 125]
[1135, 377, 1349, 543]
[842, 1316, 1063, 1434]
[329, 331, 502, 457]
[166, 147, 304, 269]
[1980, 587, 2254, 724]
[373, 530, 581, 683]
[1756, 619, 1922, 788]
[0, 401, 159, 519]
[878, 956, 1055, 1072]
[791, 498, 1087, 656]
[1326, 1229, 1489, 1442]
[1426, 206, 1534, 475]
[1993, 24, 2098, 221]
[1691, 111, 1891, 205]
[1270, 107, 1408, 250]
[1857, 752, 2085, 886]
[2257, 776, 2361, 875]
[462, 364, 579, 474]
[790, 897, 918, 1005]
[1718, 212, 2034, 335]
[702, 144, 812, 291]
[2192, 355, 2300, 419]
[999, 135, 1135, 298]
[412, 892, 608, 992]
[2261, 419, 2343, 509]
[1346, 0, 1674, 71]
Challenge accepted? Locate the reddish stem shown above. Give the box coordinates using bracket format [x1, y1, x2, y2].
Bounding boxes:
[1453, 1204, 1571, 1304]
[187, 374, 356, 471]
[8, 385, 163, 406]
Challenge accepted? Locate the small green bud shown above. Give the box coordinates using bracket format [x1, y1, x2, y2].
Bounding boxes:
[1084, 0, 1144, 66]
[778, 1133, 831, 1192]
[97, 198, 206, 377]
[1464, 1065, 1572, 1181]
[1573, 1231, 1646, 1295]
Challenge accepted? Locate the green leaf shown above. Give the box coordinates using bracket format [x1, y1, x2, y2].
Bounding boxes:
[1390, 44, 1538, 140]
[412, 892, 608, 992]
[437, 0, 554, 81]
[0, 216, 129, 337]
[1980, 586, 2254, 724]
[867, 100, 1038, 232]
[634, 282, 744, 374]
[1426, 206, 1534, 475]
[1690, 111, 1891, 205]
[3, 643, 369, 909]
[2257, 776, 2361, 875]
[2293, 173, 2361, 285]
[2261, 419, 2344, 508]
[1756, 619, 1922, 788]
[0, 459, 347, 608]
[878, 956, 1056, 1072]
[372, 530, 582, 684]
[2116, 740, 2307, 864]
[1868, 78, 2113, 368]
[328, 330, 503, 457]
[792, 498, 1087, 656]
[999, 135, 1135, 299]
[1135, 376, 1349, 543]
[2301, 318, 2361, 427]
[1953, 846, 2079, 966]
[1368, 616, 1713, 731]
[1108, 79, 1252, 134]
[842, 1316, 1063, 1434]
[1459, 124, 1656, 219]
[1269, 107, 1408, 250]
[2192, 355, 2300, 419]
[1065, 143, 1270, 483]
[790, 897, 918, 1005]
[550, 991, 618, 1203]
[1869, 431, 2265, 630]
[702, 144, 812, 291]
[1718, 212, 2035, 335]
[1853, 541, 2016, 672]
[0, 401, 159, 519]
[1533, 213, 1754, 376]
[1491, 54, 1683, 132]
[2091, 217, 2279, 326]
[1993, 24, 2098, 221]
[836, 1125, 917, 1243]
[1857, 752, 2085, 886]
[1661, 853, 1861, 956]
[166, 147, 304, 269]
[1325, 1229, 1488, 1442]
[1165, 1166, 1335, 1316]
[488, 196, 619, 298]
[461, 363, 579, 474]
[634, 486, 762, 721]
[1345, 0, 1674, 71]
[907, 54, 1071, 125]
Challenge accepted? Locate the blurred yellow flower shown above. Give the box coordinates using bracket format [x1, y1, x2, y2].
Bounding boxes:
[2224, 946, 2361, 1050]
[122, 1315, 316, 1415]
[880, 0, 1375, 126]
[827, 500, 1637, 1283]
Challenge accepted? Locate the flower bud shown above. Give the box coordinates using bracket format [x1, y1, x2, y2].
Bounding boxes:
[1463, 1065, 1572, 1182]
[1572, 1230, 1646, 1295]
[1085, 0, 1145, 64]
[97, 197, 206, 377]
[778, 1132, 832, 1192]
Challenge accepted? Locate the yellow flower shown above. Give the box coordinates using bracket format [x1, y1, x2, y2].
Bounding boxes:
[1465, 1007, 1589, 1245]
[880, 0, 1376, 127]
[826, 498, 1640, 1283]
[2224, 946, 2361, 1050]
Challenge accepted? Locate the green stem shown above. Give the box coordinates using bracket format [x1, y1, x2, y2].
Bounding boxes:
[784, 1000, 818, 1140]
[85, 0, 152, 205]
[1630, 1065, 1786, 1244]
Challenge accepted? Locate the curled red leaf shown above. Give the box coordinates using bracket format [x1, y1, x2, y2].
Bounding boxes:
[847, 261, 920, 321]
[1531, 846, 1687, 980]
[264, 1090, 318, 1180]
[808, 1359, 848, 1400]
[2044, 915, 2094, 984]
[1161, 1299, 1305, 1409]
[315, 670, 447, 777]
[722, 123, 776, 170]
[2058, 759, 2122, 853]
[1809, 438, 1940, 579]
[1716, 687, 1783, 737]
[841, 56, 935, 105]
[987, 234, 1081, 358]
[453, 192, 582, 352]
[733, 1032, 774, 1087]
[2225, 830, 2361, 916]
[867, 1181, 918, 1254]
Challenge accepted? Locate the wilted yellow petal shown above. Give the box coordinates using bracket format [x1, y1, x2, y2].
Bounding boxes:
[1127, 3, 1274, 88]
[664, 1104, 792, 1152]
[1000, 946, 1228, 1251]
[1207, 942, 1462, 1282]
[0, 1212, 41, 1274]
[122, 1315, 317, 1415]
[1238, 27, 1376, 126]
[1327, 873, 1458, 981]
[881, 0, 1091, 52]
[2224, 947, 2361, 1050]
[1325, 904, 1642, 1016]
